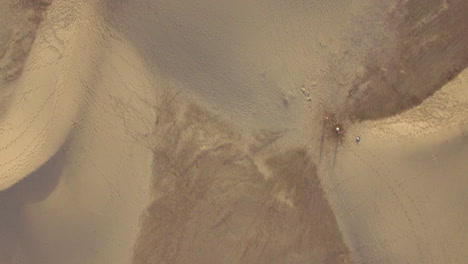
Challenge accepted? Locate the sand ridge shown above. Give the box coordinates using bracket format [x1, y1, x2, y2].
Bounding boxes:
[0, 0, 97, 191]
[0, 0, 467, 263]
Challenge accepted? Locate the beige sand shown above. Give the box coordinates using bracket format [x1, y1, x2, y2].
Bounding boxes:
[320, 69, 468, 264]
[0, 0, 467, 263]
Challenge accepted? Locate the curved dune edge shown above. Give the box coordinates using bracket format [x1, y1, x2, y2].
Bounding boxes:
[319, 68, 468, 263]
[0, 0, 465, 263]
[344, 0, 468, 121]
[0, 1, 101, 191]
[349, 67, 468, 146]
[0, 1, 157, 262]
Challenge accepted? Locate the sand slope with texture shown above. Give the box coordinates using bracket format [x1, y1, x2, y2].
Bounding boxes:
[0, 0, 467, 263]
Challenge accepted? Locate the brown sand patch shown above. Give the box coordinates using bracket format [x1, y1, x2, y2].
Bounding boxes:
[345, 0, 468, 121]
[0, 0, 52, 82]
[132, 96, 352, 264]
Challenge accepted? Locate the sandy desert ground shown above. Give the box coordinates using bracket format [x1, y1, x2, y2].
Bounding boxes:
[0, 0, 467, 263]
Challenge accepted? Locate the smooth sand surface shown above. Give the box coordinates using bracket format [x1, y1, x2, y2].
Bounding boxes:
[0, 0, 467, 263]
[320, 69, 468, 263]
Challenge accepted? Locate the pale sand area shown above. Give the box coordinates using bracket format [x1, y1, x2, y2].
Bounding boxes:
[320, 70, 468, 264]
[0, 0, 467, 263]
[0, 1, 156, 263]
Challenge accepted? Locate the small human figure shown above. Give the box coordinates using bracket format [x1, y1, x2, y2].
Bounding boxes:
[335, 126, 343, 135]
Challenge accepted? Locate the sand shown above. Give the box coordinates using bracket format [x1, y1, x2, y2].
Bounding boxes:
[0, 0, 467, 263]
[321, 69, 468, 264]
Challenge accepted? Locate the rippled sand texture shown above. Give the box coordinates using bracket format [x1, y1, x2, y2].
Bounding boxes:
[0, 0, 467, 264]
[0, 0, 51, 82]
[132, 94, 352, 264]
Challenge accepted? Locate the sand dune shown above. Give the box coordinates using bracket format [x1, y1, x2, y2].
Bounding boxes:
[0, 0, 467, 263]
[320, 68, 468, 263]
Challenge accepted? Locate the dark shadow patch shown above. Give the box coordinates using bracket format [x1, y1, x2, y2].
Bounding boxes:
[346, 0, 468, 121]
[250, 129, 286, 154]
[319, 119, 327, 166]
[132, 96, 353, 263]
[319, 111, 347, 169]
[0, 143, 67, 262]
[332, 139, 339, 170]
[2, 145, 67, 204]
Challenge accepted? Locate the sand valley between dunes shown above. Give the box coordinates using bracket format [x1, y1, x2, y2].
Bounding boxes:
[0, 0, 467, 263]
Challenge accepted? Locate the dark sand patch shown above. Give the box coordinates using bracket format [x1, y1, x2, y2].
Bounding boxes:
[0, 143, 66, 262]
[0, 0, 52, 82]
[132, 95, 352, 264]
[345, 0, 468, 121]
